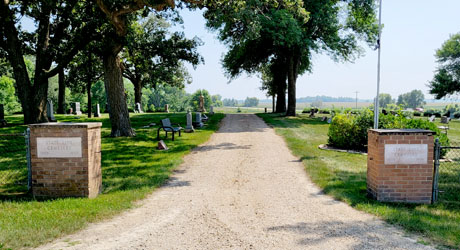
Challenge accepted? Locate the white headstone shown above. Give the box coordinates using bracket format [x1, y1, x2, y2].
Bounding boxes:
[94, 104, 101, 117]
[47, 99, 57, 122]
[135, 103, 143, 113]
[185, 110, 194, 133]
[73, 102, 82, 115]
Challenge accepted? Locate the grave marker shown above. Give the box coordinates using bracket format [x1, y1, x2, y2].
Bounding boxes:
[94, 104, 101, 117]
[165, 104, 169, 113]
[46, 99, 57, 122]
[73, 102, 82, 115]
[195, 112, 204, 128]
[185, 110, 195, 133]
[135, 103, 143, 113]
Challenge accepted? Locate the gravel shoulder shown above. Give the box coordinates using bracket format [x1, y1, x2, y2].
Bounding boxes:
[36, 114, 433, 250]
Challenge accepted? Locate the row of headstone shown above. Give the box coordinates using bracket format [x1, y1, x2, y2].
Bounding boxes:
[0, 104, 7, 127]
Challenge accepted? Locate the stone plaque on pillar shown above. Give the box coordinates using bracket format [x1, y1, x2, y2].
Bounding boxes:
[29, 123, 102, 198]
[73, 102, 82, 115]
[46, 99, 57, 122]
[94, 104, 101, 117]
[367, 129, 435, 204]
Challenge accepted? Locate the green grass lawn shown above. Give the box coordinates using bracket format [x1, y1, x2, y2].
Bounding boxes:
[258, 113, 460, 249]
[0, 112, 225, 249]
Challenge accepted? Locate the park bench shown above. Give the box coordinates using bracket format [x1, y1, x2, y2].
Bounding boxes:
[157, 118, 183, 141]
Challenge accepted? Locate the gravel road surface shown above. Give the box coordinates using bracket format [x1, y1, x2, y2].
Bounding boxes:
[36, 114, 433, 250]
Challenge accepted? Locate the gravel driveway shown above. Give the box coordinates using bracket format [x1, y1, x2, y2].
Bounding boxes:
[37, 114, 433, 250]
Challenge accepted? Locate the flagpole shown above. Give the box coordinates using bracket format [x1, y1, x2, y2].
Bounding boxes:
[373, 0, 383, 129]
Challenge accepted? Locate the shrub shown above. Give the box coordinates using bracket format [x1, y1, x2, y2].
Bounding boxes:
[413, 111, 421, 116]
[327, 109, 449, 153]
[147, 104, 155, 113]
[454, 111, 460, 119]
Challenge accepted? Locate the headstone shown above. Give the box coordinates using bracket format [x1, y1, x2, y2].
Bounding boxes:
[194, 112, 204, 128]
[327, 118, 332, 124]
[185, 110, 195, 133]
[321, 116, 327, 122]
[264, 107, 267, 113]
[165, 104, 169, 113]
[46, 99, 57, 122]
[73, 102, 82, 115]
[94, 104, 101, 117]
[429, 115, 435, 122]
[158, 140, 168, 150]
[0, 104, 6, 127]
[68, 107, 73, 115]
[210, 106, 215, 115]
[135, 103, 143, 113]
[441, 116, 449, 124]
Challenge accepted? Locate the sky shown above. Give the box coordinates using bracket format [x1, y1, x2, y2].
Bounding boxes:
[176, 1, 460, 100]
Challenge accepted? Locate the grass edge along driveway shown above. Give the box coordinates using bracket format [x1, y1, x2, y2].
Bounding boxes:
[0, 113, 225, 249]
[257, 113, 460, 249]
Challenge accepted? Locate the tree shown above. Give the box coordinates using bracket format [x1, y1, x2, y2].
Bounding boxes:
[211, 95, 223, 107]
[223, 98, 238, 107]
[244, 97, 259, 107]
[190, 90, 212, 111]
[0, 1, 104, 124]
[396, 90, 425, 109]
[67, 45, 103, 117]
[429, 33, 460, 99]
[205, 0, 379, 116]
[0, 76, 22, 114]
[122, 15, 203, 106]
[378, 93, 394, 108]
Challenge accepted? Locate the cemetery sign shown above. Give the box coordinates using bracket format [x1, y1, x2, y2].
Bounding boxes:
[37, 137, 82, 158]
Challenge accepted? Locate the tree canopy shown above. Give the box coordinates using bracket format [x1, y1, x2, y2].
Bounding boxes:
[429, 33, 460, 99]
[397, 90, 425, 109]
[204, 0, 379, 116]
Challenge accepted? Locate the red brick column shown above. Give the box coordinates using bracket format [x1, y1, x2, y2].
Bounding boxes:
[367, 129, 434, 204]
[29, 123, 102, 198]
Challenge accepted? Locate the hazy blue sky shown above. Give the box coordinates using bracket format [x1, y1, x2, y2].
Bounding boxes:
[177, 1, 460, 100]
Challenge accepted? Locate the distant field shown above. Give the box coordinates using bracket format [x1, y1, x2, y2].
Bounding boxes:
[255, 102, 460, 110]
[258, 102, 373, 109]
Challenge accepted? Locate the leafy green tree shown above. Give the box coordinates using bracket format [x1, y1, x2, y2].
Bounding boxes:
[205, 0, 379, 116]
[378, 93, 394, 108]
[223, 98, 239, 107]
[430, 33, 460, 99]
[0, 1, 104, 124]
[190, 90, 212, 111]
[145, 85, 190, 112]
[122, 15, 203, 106]
[244, 97, 259, 107]
[397, 90, 425, 109]
[211, 95, 223, 107]
[0, 76, 21, 114]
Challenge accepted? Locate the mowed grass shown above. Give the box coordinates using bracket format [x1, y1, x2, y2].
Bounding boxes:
[258, 113, 460, 249]
[0, 112, 225, 249]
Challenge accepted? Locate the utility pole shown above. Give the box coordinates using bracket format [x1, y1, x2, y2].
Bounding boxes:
[354, 91, 359, 109]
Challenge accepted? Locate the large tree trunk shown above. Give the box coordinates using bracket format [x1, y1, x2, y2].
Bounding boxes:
[102, 45, 135, 137]
[286, 54, 300, 116]
[87, 82, 92, 118]
[133, 79, 143, 105]
[57, 68, 66, 114]
[1, 2, 49, 124]
[87, 53, 92, 118]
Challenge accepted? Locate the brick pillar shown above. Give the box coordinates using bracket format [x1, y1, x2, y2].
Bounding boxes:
[29, 123, 102, 198]
[367, 129, 434, 204]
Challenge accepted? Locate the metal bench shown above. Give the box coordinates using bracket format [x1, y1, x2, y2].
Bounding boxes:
[157, 118, 183, 141]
